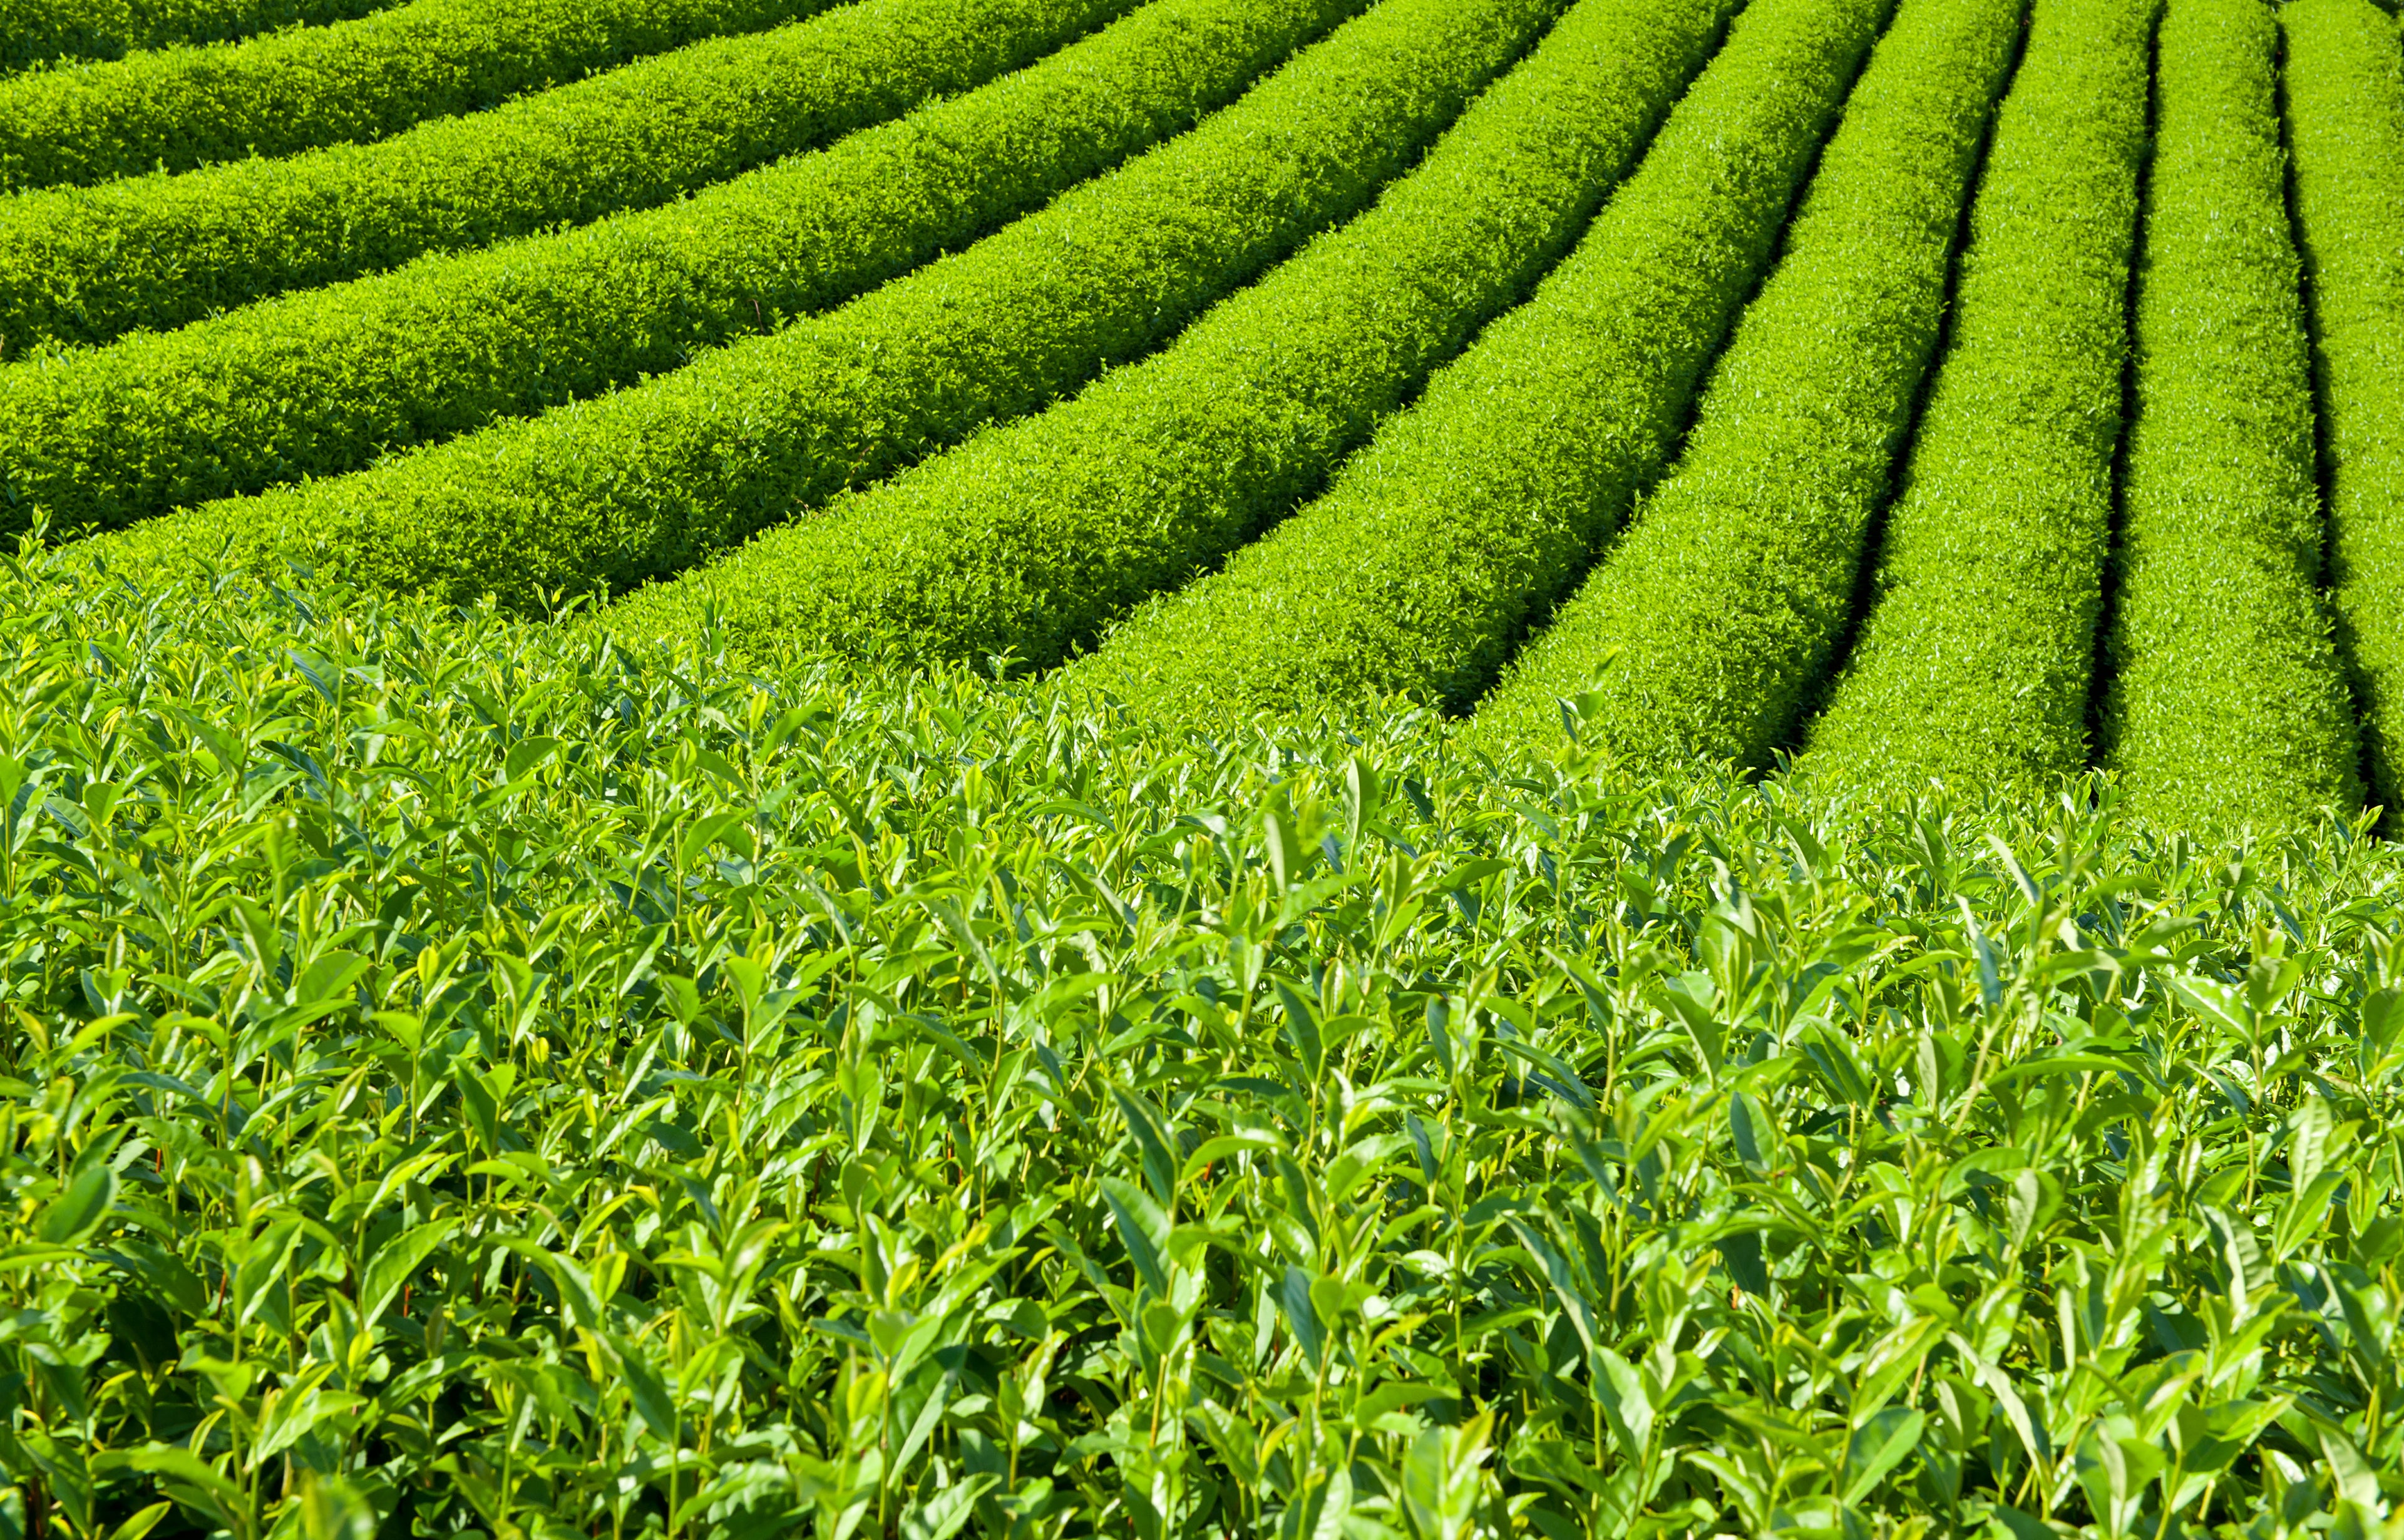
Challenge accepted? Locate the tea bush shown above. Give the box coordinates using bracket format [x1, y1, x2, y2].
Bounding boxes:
[2097, 0, 2361, 831]
[2281, 0, 2404, 826]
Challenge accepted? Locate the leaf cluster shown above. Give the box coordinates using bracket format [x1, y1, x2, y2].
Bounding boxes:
[0, 0, 830, 192]
[1472, 0, 2023, 767]
[654, 0, 1739, 675]
[0, 0, 1143, 354]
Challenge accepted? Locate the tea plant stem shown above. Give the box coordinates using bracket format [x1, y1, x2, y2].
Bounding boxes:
[2281, 0, 2404, 826]
[2097, 0, 2360, 832]
[0, 0, 831, 190]
[0, 0, 1138, 354]
[617, 0, 1744, 670]
[1072, 0, 1899, 724]
[86, 0, 1519, 595]
[1795, 0, 2158, 792]
[1462, 0, 2023, 761]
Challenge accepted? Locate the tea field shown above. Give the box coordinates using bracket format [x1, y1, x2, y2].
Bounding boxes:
[3, 0, 2404, 1534]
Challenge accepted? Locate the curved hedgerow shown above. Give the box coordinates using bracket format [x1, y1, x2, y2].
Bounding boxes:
[0, 0, 392, 73]
[0, 0, 1136, 354]
[0, 0, 831, 191]
[612, 0, 1746, 669]
[1462, 0, 2020, 760]
[2096, 0, 2361, 830]
[1794, 0, 2156, 793]
[24, 0, 1360, 538]
[2283, 0, 2404, 825]
[92, 0, 1556, 602]
[1072, 0, 1896, 724]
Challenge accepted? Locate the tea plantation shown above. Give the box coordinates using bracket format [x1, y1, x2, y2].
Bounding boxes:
[3, 0, 2403, 1535]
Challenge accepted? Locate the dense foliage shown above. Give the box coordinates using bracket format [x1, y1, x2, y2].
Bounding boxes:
[0, 0, 828, 190]
[11, 0, 2404, 1534]
[0, 0, 1142, 354]
[620, 0, 1740, 672]
[7, 553, 2404, 1539]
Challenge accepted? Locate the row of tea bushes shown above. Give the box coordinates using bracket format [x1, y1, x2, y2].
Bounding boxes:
[28, 0, 1365, 535]
[623, 0, 1747, 671]
[0, 0, 829, 188]
[1794, 0, 2155, 790]
[1465, 0, 2021, 761]
[0, 0, 1138, 352]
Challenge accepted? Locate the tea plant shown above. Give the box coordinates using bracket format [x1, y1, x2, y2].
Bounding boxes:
[2281, 0, 2404, 827]
[4, 551, 2404, 1537]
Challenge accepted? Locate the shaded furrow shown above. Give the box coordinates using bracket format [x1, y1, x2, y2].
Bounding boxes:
[2283, 0, 2404, 824]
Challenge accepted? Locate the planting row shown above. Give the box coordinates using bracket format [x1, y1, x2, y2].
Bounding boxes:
[0, 0, 827, 190]
[93, 0, 1558, 597]
[1794, 0, 2154, 789]
[0, 0, 1137, 354]
[1467, 0, 2022, 759]
[2283, 0, 2404, 824]
[620, 0, 1754, 669]
[2097, 0, 2359, 830]
[0, 0, 391, 72]
[28, 0, 1362, 536]
[1077, 0, 1896, 722]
